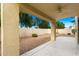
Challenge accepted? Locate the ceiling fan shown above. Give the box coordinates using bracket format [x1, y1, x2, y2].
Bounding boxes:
[56, 4, 64, 13]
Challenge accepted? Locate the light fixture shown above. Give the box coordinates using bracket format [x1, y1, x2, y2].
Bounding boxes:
[57, 5, 63, 13]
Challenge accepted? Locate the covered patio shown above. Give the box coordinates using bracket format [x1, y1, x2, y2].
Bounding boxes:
[22, 36, 79, 56]
[3, 3, 79, 56]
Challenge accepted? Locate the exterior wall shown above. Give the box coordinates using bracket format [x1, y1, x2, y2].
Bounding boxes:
[3, 4, 19, 56]
[20, 28, 51, 38]
[56, 29, 73, 35]
[20, 28, 74, 38]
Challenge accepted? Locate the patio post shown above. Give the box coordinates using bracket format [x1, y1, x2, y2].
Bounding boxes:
[78, 17, 79, 44]
[77, 17, 79, 44]
[51, 22, 56, 41]
[75, 16, 79, 44]
[3, 4, 19, 55]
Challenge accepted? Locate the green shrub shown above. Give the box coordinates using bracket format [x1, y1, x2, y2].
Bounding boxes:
[67, 33, 71, 35]
[32, 33, 38, 37]
[72, 29, 76, 35]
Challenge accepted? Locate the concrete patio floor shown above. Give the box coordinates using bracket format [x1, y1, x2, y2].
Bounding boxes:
[22, 36, 79, 56]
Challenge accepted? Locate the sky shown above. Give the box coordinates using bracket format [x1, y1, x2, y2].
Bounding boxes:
[58, 17, 75, 27]
[31, 16, 75, 28]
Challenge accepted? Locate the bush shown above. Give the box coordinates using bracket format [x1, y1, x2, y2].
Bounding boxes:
[72, 29, 76, 35]
[67, 33, 71, 35]
[32, 33, 38, 37]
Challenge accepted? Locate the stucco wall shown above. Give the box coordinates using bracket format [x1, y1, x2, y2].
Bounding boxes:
[20, 28, 73, 38]
[56, 29, 73, 35]
[3, 4, 19, 56]
[19, 28, 51, 38]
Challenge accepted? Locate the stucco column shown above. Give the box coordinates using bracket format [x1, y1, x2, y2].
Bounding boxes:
[75, 16, 79, 44]
[76, 17, 79, 44]
[78, 18, 79, 44]
[51, 23, 56, 41]
[3, 4, 19, 55]
[78, 17, 79, 44]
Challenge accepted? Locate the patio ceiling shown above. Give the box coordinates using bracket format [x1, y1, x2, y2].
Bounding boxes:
[20, 3, 79, 23]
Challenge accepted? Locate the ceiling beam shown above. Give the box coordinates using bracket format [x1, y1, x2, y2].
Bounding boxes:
[20, 3, 56, 23]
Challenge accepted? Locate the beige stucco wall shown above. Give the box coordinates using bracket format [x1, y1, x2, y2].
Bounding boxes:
[3, 4, 19, 56]
[56, 29, 73, 35]
[75, 16, 78, 42]
[20, 28, 51, 38]
[51, 25, 56, 41]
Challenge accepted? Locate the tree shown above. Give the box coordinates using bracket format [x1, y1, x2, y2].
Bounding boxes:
[31, 16, 42, 27]
[38, 20, 51, 29]
[19, 12, 33, 28]
[56, 21, 65, 29]
[19, 12, 51, 29]
[71, 20, 75, 23]
[71, 20, 75, 25]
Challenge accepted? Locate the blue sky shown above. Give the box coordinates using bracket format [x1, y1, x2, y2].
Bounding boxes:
[32, 16, 75, 28]
[58, 17, 75, 27]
